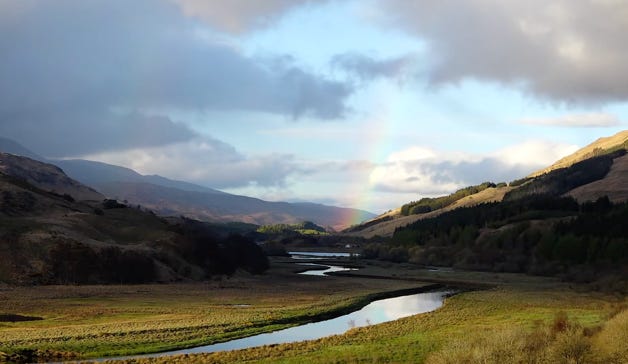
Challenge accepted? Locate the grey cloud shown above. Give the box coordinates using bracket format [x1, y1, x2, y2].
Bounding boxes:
[0, 0, 351, 155]
[378, 0, 628, 104]
[371, 157, 538, 195]
[0, 110, 196, 158]
[331, 53, 417, 81]
[429, 159, 535, 186]
[171, 0, 326, 34]
[87, 139, 304, 189]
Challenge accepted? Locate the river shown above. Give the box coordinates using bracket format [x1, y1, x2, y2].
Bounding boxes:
[94, 289, 450, 362]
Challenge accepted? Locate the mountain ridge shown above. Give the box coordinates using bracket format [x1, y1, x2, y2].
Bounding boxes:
[530, 129, 628, 177]
[0, 137, 375, 228]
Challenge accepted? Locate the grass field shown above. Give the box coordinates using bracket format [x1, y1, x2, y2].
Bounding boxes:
[0, 259, 626, 363]
[0, 261, 428, 362]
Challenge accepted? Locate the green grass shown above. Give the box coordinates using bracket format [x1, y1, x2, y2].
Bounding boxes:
[1, 262, 626, 363]
[0, 270, 426, 362]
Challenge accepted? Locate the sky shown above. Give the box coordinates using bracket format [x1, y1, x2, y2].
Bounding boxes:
[1, 0, 628, 215]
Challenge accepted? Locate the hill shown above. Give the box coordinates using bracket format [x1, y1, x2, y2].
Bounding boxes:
[530, 129, 628, 177]
[0, 154, 268, 285]
[350, 131, 628, 287]
[0, 153, 103, 201]
[0, 138, 375, 229]
[347, 185, 513, 238]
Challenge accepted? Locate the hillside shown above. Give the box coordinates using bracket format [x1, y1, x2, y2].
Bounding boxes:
[347, 130, 628, 238]
[0, 153, 103, 201]
[567, 153, 628, 203]
[347, 186, 513, 238]
[0, 154, 268, 285]
[353, 131, 628, 285]
[530, 129, 628, 177]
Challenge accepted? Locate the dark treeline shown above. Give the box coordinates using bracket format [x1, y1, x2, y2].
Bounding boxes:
[365, 195, 627, 287]
[44, 216, 268, 285]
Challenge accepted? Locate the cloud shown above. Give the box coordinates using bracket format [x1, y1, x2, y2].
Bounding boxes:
[82, 138, 303, 189]
[520, 113, 622, 127]
[331, 53, 418, 81]
[170, 0, 325, 34]
[0, 0, 351, 156]
[376, 0, 628, 104]
[0, 110, 196, 158]
[369, 141, 578, 195]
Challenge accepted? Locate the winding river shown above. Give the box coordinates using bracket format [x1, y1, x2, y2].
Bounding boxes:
[96, 290, 450, 362]
[81, 252, 450, 363]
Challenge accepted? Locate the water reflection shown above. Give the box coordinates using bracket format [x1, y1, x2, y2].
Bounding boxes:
[289, 251, 355, 259]
[146, 291, 449, 357]
[297, 263, 358, 276]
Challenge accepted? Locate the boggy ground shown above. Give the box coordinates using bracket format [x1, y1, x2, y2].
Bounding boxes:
[1, 259, 626, 363]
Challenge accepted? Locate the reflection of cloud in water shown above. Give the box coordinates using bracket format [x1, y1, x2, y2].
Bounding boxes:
[378, 292, 445, 319]
[337, 291, 446, 328]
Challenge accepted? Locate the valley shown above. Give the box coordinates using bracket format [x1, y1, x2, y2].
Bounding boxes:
[0, 132, 627, 363]
[3, 3, 628, 363]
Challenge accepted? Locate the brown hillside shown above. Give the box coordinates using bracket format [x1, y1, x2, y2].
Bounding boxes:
[530, 129, 628, 177]
[567, 153, 628, 203]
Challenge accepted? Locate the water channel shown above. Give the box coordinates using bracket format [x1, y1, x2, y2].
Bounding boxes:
[98, 290, 449, 362]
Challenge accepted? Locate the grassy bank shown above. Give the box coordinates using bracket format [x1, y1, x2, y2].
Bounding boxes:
[0, 263, 428, 362]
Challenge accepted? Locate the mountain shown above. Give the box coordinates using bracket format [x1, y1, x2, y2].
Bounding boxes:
[0, 154, 268, 285]
[94, 181, 373, 230]
[53, 159, 225, 195]
[0, 137, 44, 161]
[0, 153, 103, 201]
[0, 137, 375, 229]
[347, 130, 628, 238]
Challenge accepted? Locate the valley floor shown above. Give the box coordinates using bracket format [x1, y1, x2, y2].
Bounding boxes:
[0, 259, 626, 363]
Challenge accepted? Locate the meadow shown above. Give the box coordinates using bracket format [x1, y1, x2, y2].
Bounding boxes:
[106, 262, 627, 364]
[0, 259, 626, 363]
[0, 261, 427, 362]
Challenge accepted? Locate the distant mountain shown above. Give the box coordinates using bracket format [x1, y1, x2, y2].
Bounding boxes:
[95, 181, 374, 230]
[0, 137, 375, 228]
[53, 159, 225, 195]
[347, 130, 628, 238]
[0, 153, 103, 201]
[0, 137, 45, 161]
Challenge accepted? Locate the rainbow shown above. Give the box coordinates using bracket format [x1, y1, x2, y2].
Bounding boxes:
[338, 92, 400, 228]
